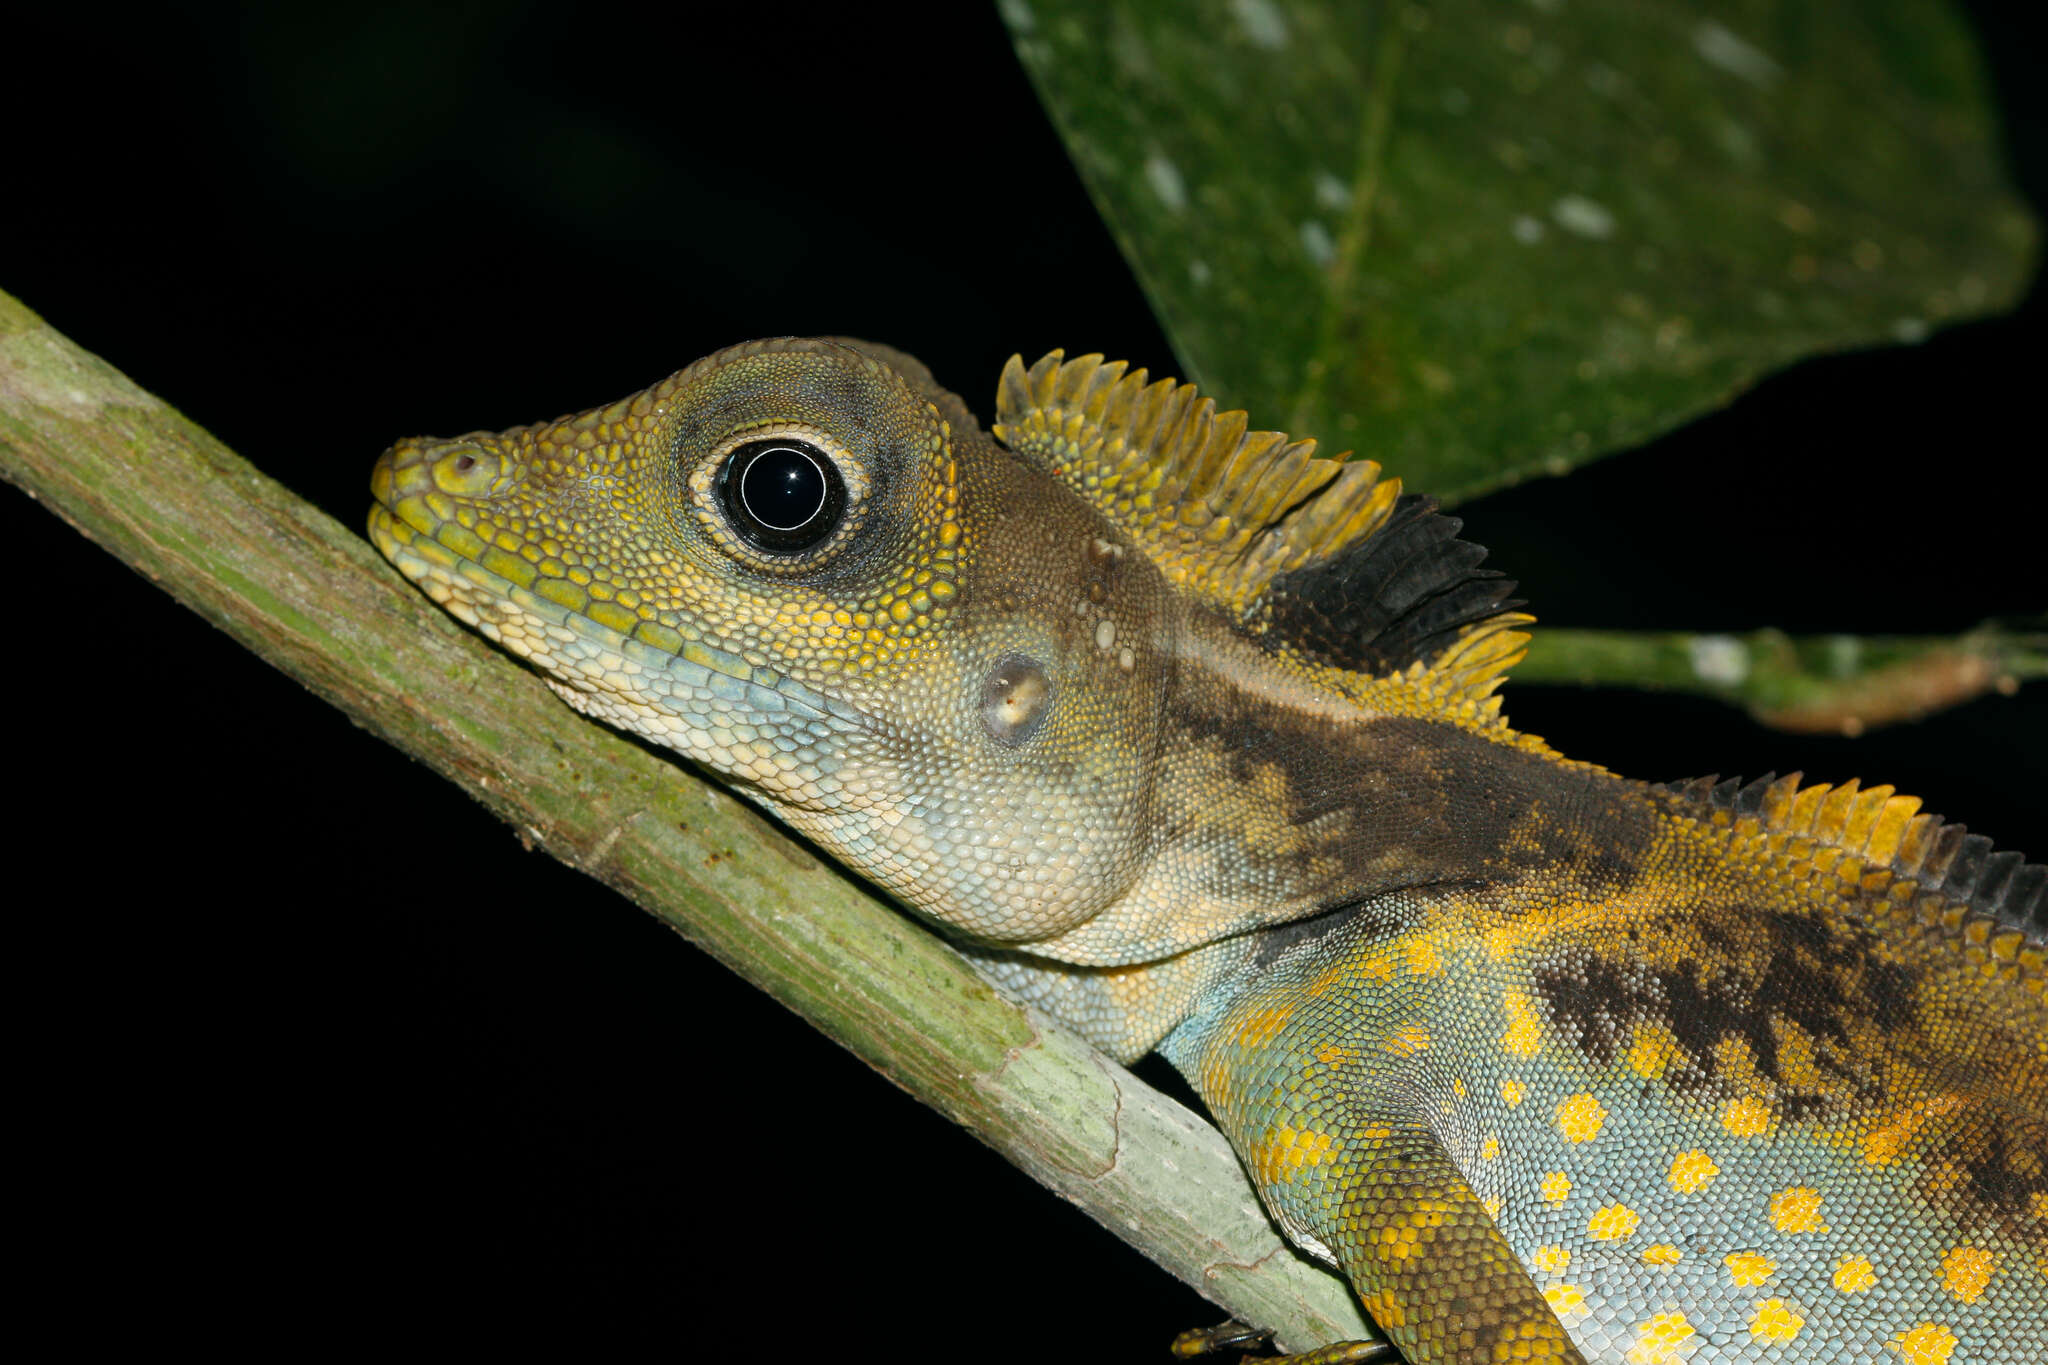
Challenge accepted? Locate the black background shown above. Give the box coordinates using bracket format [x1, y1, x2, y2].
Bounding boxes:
[6, 3, 2044, 1357]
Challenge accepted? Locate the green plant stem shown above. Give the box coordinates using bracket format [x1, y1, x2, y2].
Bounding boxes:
[1517, 625, 2044, 734]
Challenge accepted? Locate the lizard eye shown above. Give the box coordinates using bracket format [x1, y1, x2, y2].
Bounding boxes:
[716, 438, 846, 553]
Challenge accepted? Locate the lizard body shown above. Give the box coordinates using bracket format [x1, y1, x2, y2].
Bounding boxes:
[369, 338, 2046, 1363]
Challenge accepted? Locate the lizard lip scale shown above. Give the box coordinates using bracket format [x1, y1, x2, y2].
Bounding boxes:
[370, 338, 2048, 1364]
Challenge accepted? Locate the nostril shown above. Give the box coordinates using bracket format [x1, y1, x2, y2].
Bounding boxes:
[430, 444, 499, 496]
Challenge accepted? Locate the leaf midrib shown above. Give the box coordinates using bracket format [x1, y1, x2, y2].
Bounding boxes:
[1289, 9, 1406, 440]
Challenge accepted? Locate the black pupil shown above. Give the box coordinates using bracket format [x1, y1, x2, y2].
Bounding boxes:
[719, 438, 844, 553]
[740, 446, 825, 530]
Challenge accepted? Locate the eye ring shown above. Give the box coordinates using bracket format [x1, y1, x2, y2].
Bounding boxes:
[715, 438, 847, 554]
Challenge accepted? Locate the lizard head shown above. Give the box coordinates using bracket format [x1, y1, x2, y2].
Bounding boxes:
[371, 338, 1539, 979]
[368, 337, 1172, 946]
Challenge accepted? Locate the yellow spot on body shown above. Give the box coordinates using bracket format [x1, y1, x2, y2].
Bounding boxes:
[1359, 953, 1395, 982]
[1775, 1027, 1824, 1091]
[1314, 1044, 1353, 1066]
[1894, 1323, 1959, 1365]
[1589, 1203, 1640, 1241]
[1768, 1187, 1825, 1234]
[1542, 1172, 1572, 1206]
[1748, 1297, 1803, 1342]
[1370, 1198, 1454, 1262]
[1940, 1246, 1994, 1303]
[1556, 1091, 1608, 1143]
[1833, 1257, 1876, 1294]
[1199, 1054, 1233, 1112]
[1724, 1252, 1776, 1286]
[1452, 1078, 1467, 1099]
[1482, 1195, 1503, 1219]
[1723, 1095, 1773, 1137]
[1533, 1245, 1571, 1274]
[1501, 990, 1544, 1058]
[1384, 1022, 1432, 1056]
[1712, 1037, 1768, 1094]
[1543, 1283, 1588, 1319]
[1481, 1135, 1501, 1161]
[1502, 1078, 1526, 1108]
[1231, 1004, 1294, 1049]
[1863, 1093, 1963, 1166]
[1667, 1149, 1720, 1194]
[1626, 1027, 1678, 1079]
[1924, 1160, 1968, 1199]
[1644, 1244, 1683, 1266]
[1626, 1311, 1696, 1363]
[1249, 1124, 1336, 1187]
[1360, 1289, 1405, 1329]
[1306, 961, 1347, 997]
[1405, 937, 1442, 976]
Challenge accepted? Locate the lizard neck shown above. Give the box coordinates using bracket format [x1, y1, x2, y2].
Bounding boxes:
[1024, 611, 1653, 966]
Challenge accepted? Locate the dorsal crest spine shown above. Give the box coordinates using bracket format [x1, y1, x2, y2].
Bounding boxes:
[1669, 772, 2047, 940]
[995, 350, 1530, 708]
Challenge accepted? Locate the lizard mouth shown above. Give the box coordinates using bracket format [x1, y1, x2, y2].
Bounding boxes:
[367, 441, 876, 788]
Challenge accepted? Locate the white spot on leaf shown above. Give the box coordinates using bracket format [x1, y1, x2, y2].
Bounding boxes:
[1512, 215, 1546, 245]
[1230, 0, 1289, 49]
[1552, 195, 1615, 240]
[1693, 22, 1781, 89]
[1314, 172, 1353, 211]
[1144, 154, 1187, 212]
[1299, 220, 1336, 266]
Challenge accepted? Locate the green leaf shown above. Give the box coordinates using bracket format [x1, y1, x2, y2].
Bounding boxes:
[1003, 0, 2035, 504]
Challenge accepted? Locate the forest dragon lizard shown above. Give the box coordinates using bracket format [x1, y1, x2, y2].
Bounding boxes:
[368, 337, 2046, 1363]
